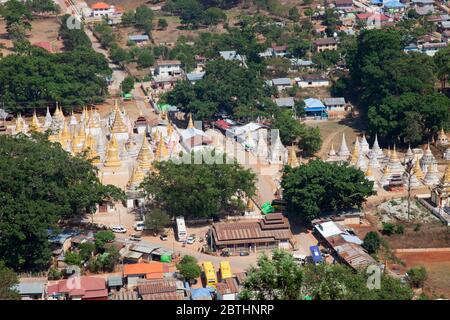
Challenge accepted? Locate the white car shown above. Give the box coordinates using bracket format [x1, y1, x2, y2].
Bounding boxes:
[111, 225, 127, 233]
[186, 236, 195, 244]
[134, 221, 145, 231]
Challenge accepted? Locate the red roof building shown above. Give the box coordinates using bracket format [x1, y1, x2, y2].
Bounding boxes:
[91, 2, 110, 10]
[123, 262, 169, 280]
[47, 276, 108, 300]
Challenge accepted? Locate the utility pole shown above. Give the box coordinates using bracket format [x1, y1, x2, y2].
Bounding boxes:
[404, 159, 414, 221]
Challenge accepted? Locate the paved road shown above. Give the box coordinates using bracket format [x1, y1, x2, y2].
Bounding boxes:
[58, 0, 126, 94]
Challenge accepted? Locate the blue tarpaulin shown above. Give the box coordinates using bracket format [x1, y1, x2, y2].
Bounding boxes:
[310, 246, 323, 264]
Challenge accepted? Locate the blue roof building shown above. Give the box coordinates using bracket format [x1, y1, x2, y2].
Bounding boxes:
[191, 288, 213, 300]
[304, 98, 327, 118]
[383, 0, 405, 9]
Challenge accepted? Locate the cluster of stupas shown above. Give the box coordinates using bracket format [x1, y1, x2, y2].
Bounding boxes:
[7, 101, 211, 201]
[243, 128, 289, 165]
[326, 132, 450, 190]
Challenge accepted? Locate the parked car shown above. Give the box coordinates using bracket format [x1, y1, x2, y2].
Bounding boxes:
[160, 234, 168, 241]
[186, 236, 195, 244]
[134, 221, 145, 231]
[239, 251, 250, 256]
[130, 234, 142, 241]
[111, 225, 127, 233]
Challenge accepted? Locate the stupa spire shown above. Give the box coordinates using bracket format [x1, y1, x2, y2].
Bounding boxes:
[103, 135, 122, 167]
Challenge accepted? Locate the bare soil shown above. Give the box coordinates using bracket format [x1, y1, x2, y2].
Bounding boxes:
[384, 223, 450, 249]
[394, 250, 450, 298]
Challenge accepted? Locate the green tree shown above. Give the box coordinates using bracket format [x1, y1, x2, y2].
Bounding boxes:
[362, 231, 381, 254]
[203, 7, 226, 25]
[78, 242, 96, 261]
[434, 46, 450, 90]
[47, 267, 62, 280]
[110, 44, 131, 64]
[0, 261, 20, 300]
[298, 126, 322, 156]
[271, 109, 304, 145]
[176, 255, 201, 283]
[25, 0, 60, 13]
[141, 153, 256, 218]
[135, 5, 154, 34]
[121, 76, 135, 94]
[137, 49, 155, 68]
[288, 6, 299, 22]
[165, 59, 266, 120]
[0, 47, 112, 112]
[407, 266, 427, 288]
[143, 208, 171, 233]
[94, 230, 115, 249]
[0, 0, 32, 33]
[121, 10, 135, 26]
[64, 252, 82, 266]
[281, 160, 375, 221]
[158, 18, 168, 30]
[0, 134, 123, 271]
[240, 250, 413, 300]
[59, 14, 92, 50]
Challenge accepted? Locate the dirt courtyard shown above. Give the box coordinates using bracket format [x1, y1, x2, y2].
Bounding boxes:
[395, 250, 450, 298]
[0, 17, 63, 56]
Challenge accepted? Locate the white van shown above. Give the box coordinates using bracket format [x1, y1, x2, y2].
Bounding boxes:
[293, 253, 307, 265]
[134, 221, 145, 231]
[175, 216, 187, 242]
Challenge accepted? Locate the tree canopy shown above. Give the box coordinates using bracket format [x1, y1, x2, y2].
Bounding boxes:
[0, 134, 123, 271]
[176, 255, 201, 282]
[0, 261, 20, 300]
[0, 46, 111, 113]
[345, 28, 450, 145]
[141, 152, 256, 218]
[165, 59, 267, 120]
[240, 250, 413, 300]
[281, 160, 375, 222]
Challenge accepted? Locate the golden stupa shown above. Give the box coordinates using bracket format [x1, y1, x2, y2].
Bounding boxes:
[84, 134, 101, 165]
[246, 198, 255, 212]
[137, 135, 154, 170]
[413, 158, 424, 180]
[15, 114, 23, 133]
[390, 144, 400, 162]
[350, 142, 359, 164]
[441, 162, 450, 184]
[111, 102, 128, 134]
[128, 164, 145, 189]
[71, 133, 82, 154]
[30, 110, 41, 132]
[167, 121, 174, 137]
[155, 132, 169, 160]
[287, 145, 299, 167]
[103, 135, 122, 167]
[187, 113, 194, 129]
[365, 165, 373, 177]
[87, 108, 101, 129]
[60, 122, 71, 142]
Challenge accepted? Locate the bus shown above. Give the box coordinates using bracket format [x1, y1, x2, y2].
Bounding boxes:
[202, 261, 217, 288]
[175, 216, 187, 242]
[219, 261, 232, 280]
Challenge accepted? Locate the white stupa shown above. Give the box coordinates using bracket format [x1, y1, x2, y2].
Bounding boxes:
[256, 129, 269, 161]
[356, 152, 368, 171]
[43, 107, 53, 129]
[369, 152, 380, 168]
[360, 133, 370, 154]
[423, 163, 439, 186]
[404, 145, 414, 164]
[337, 133, 350, 158]
[371, 134, 384, 159]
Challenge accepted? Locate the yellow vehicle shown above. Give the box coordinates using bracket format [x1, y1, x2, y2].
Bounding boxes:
[219, 261, 232, 280]
[202, 261, 217, 288]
